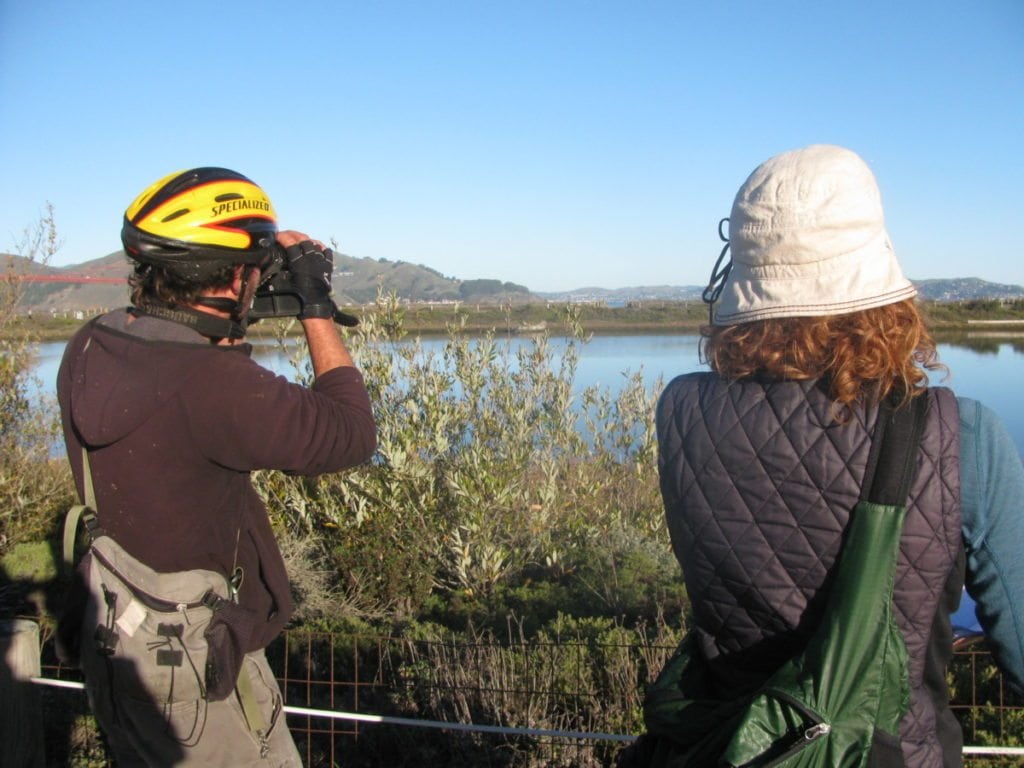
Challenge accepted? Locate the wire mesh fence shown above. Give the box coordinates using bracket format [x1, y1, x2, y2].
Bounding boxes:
[37, 629, 1024, 767]
[948, 642, 1024, 760]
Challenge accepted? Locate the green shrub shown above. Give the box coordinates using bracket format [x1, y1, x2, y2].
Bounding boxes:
[0, 207, 77, 615]
[255, 291, 670, 630]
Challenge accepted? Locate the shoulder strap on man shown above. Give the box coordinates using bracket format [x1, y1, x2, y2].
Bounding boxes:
[62, 447, 105, 575]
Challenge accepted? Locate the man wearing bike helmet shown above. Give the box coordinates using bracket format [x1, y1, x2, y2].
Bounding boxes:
[57, 167, 377, 766]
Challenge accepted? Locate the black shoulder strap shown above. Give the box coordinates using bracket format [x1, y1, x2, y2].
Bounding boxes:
[859, 393, 930, 507]
[132, 304, 246, 341]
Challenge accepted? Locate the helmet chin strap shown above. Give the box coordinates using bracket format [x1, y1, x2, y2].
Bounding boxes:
[234, 264, 262, 328]
[136, 265, 262, 342]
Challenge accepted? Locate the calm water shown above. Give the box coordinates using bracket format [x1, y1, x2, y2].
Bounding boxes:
[32, 334, 1024, 456]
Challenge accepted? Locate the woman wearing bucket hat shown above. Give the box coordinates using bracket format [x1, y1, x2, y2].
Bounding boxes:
[653, 145, 1024, 766]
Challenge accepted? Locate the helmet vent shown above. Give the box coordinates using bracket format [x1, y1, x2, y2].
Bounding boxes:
[161, 209, 190, 223]
[215, 192, 244, 202]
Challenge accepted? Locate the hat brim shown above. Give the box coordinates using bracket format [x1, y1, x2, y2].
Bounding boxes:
[713, 238, 917, 325]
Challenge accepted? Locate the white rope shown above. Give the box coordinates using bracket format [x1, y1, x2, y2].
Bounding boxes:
[30, 677, 631, 742]
[962, 746, 1024, 755]
[29, 676, 1024, 754]
[283, 704, 635, 741]
[31, 677, 86, 692]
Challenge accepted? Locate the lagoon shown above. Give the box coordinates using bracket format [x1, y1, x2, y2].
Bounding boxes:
[32, 334, 1024, 457]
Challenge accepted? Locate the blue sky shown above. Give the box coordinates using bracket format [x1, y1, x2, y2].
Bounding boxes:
[1, 1, 1021, 292]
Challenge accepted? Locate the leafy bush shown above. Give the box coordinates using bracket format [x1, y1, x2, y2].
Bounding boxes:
[0, 207, 76, 563]
[255, 291, 672, 631]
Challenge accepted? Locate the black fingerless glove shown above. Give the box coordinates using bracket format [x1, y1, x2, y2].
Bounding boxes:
[285, 240, 335, 320]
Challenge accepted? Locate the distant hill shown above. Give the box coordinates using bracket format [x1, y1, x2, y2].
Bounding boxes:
[911, 277, 1024, 302]
[540, 279, 1024, 304]
[331, 253, 532, 304]
[3, 249, 1022, 313]
[1, 250, 534, 313]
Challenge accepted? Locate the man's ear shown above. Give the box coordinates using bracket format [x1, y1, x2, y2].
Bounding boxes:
[231, 264, 246, 293]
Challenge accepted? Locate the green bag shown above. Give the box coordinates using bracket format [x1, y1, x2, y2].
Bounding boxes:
[633, 394, 927, 768]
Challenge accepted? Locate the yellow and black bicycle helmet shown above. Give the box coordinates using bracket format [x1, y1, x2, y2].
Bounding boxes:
[121, 167, 278, 282]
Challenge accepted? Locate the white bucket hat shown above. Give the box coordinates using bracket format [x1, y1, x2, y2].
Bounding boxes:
[705, 144, 917, 325]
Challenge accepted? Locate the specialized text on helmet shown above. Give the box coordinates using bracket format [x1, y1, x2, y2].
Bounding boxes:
[210, 199, 272, 218]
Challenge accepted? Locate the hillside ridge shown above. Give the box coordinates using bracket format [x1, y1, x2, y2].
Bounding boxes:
[3, 251, 1023, 312]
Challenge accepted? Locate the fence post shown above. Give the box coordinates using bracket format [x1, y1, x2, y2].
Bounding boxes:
[0, 619, 44, 767]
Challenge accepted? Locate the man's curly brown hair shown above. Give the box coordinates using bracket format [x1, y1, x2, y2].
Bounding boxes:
[701, 299, 944, 413]
[129, 263, 236, 311]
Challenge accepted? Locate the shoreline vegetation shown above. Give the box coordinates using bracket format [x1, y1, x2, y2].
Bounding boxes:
[12, 298, 1024, 342]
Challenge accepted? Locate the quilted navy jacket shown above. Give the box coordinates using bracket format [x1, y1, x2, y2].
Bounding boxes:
[657, 374, 962, 767]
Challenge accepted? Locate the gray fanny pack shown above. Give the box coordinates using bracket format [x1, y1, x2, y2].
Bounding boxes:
[60, 448, 256, 704]
[84, 529, 252, 703]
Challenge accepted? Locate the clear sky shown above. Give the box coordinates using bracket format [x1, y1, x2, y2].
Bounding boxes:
[1, 1, 1021, 292]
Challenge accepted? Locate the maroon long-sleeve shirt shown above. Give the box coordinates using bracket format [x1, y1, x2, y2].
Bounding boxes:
[58, 309, 376, 648]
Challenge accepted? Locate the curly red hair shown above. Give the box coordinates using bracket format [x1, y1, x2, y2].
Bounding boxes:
[701, 300, 944, 413]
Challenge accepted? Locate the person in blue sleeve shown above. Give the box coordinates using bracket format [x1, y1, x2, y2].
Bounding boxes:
[653, 145, 1024, 767]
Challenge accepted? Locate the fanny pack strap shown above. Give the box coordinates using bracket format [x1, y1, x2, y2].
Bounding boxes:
[236, 660, 270, 755]
[62, 447, 100, 575]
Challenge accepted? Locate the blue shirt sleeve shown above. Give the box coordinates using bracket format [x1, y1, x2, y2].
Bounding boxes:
[958, 396, 1024, 694]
